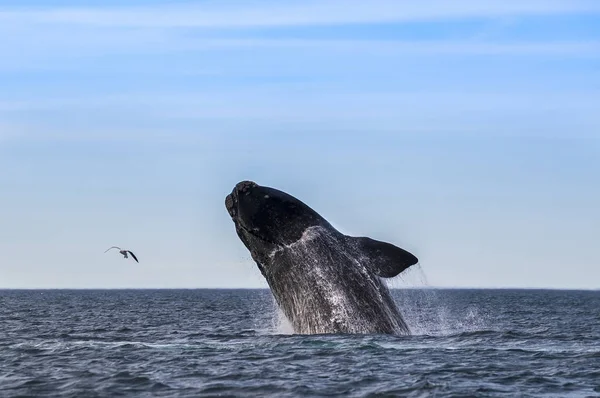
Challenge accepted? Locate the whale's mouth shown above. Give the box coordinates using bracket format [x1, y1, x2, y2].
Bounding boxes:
[237, 223, 278, 246]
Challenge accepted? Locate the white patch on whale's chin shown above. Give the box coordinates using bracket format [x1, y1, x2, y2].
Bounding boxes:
[267, 225, 323, 259]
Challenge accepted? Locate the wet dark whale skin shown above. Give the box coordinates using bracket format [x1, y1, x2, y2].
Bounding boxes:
[225, 181, 419, 335]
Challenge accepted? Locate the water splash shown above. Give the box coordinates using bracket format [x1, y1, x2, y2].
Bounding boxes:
[265, 294, 294, 335]
[389, 265, 489, 336]
[395, 263, 430, 286]
[274, 308, 294, 335]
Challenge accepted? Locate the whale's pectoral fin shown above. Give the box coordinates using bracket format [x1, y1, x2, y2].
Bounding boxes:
[351, 237, 418, 278]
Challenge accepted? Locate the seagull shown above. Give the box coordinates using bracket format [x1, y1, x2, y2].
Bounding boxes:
[104, 246, 139, 263]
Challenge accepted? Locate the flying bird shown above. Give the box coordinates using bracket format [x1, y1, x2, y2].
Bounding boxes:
[104, 246, 139, 263]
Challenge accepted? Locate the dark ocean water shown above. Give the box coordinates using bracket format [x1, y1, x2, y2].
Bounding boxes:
[0, 289, 598, 397]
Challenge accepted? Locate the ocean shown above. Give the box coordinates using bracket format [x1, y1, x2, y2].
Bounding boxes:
[0, 288, 598, 397]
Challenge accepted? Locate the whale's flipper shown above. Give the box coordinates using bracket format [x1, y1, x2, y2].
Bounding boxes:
[350, 237, 418, 278]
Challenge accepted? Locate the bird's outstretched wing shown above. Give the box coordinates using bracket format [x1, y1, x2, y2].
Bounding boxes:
[104, 246, 121, 253]
[127, 251, 139, 263]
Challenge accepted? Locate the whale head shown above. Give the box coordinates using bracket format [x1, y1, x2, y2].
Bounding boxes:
[225, 181, 331, 268]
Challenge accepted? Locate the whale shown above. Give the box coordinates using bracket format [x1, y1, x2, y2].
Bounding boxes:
[225, 180, 419, 335]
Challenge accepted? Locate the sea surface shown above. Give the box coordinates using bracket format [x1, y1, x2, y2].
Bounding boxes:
[0, 288, 598, 397]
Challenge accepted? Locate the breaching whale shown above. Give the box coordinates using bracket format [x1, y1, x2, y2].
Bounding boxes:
[225, 181, 419, 335]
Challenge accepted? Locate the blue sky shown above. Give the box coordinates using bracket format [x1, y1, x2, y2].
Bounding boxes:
[0, 0, 598, 289]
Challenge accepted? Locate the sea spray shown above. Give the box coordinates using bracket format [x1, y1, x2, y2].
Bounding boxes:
[389, 265, 489, 335]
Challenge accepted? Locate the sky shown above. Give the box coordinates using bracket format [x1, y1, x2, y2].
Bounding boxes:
[0, 0, 599, 289]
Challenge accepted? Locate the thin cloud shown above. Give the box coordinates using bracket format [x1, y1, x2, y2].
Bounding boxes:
[2, 90, 599, 112]
[180, 39, 600, 57]
[2, 27, 599, 61]
[2, 0, 600, 28]
[2, 90, 598, 142]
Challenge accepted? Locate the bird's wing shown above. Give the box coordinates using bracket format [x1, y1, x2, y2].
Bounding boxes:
[127, 251, 139, 263]
[104, 246, 121, 253]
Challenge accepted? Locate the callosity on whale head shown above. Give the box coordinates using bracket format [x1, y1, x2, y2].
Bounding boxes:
[225, 180, 419, 334]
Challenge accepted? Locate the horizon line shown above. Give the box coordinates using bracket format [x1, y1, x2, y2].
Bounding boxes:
[0, 287, 598, 291]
